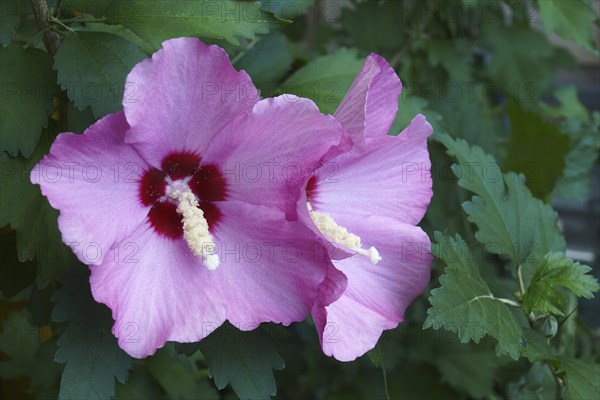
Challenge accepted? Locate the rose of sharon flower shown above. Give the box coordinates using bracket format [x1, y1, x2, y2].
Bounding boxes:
[32, 38, 344, 358]
[298, 55, 433, 361]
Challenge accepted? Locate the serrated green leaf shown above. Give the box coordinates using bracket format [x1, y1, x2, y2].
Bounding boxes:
[0, 42, 56, 156]
[53, 31, 146, 118]
[146, 348, 218, 400]
[62, 0, 273, 48]
[559, 359, 600, 400]
[281, 48, 363, 115]
[425, 232, 525, 359]
[504, 102, 570, 199]
[0, 134, 72, 288]
[200, 323, 285, 400]
[261, 0, 314, 19]
[235, 33, 292, 90]
[437, 133, 566, 282]
[522, 252, 599, 315]
[538, 0, 597, 52]
[52, 265, 132, 400]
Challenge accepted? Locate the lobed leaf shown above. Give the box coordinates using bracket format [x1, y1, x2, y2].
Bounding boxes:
[522, 252, 599, 316]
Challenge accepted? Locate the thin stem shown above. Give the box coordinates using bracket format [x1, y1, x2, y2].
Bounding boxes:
[496, 297, 521, 307]
[517, 264, 526, 296]
[30, 0, 61, 55]
[231, 38, 259, 65]
[56, 16, 107, 24]
[48, 16, 73, 33]
[469, 295, 521, 307]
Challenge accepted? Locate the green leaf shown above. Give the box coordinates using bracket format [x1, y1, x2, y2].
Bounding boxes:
[200, 323, 285, 400]
[435, 343, 511, 399]
[0, 0, 20, 46]
[281, 48, 363, 115]
[389, 95, 443, 137]
[146, 347, 218, 400]
[114, 367, 167, 400]
[559, 359, 600, 400]
[542, 86, 590, 122]
[522, 252, 599, 315]
[0, 134, 72, 288]
[0, 42, 56, 157]
[53, 266, 132, 400]
[507, 362, 557, 400]
[542, 89, 600, 199]
[235, 33, 292, 90]
[82, 22, 157, 54]
[425, 232, 525, 359]
[480, 24, 555, 97]
[437, 133, 566, 282]
[426, 39, 473, 83]
[430, 84, 501, 155]
[261, 0, 314, 20]
[66, 103, 96, 134]
[63, 0, 273, 48]
[341, 0, 404, 52]
[538, 0, 598, 52]
[553, 117, 600, 199]
[504, 102, 570, 199]
[53, 31, 146, 118]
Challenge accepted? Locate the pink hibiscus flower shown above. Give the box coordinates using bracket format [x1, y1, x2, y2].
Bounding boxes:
[299, 55, 434, 361]
[32, 38, 344, 358]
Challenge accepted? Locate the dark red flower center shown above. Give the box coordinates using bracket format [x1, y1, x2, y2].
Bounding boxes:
[306, 175, 318, 204]
[139, 152, 227, 238]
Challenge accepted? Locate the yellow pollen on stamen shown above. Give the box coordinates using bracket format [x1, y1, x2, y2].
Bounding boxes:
[170, 188, 219, 270]
[307, 203, 382, 265]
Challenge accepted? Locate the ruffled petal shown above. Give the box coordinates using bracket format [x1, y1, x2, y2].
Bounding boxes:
[311, 262, 348, 346]
[203, 96, 343, 217]
[210, 200, 330, 327]
[311, 114, 433, 226]
[31, 112, 150, 266]
[89, 222, 227, 358]
[124, 37, 259, 168]
[334, 54, 401, 148]
[312, 214, 432, 361]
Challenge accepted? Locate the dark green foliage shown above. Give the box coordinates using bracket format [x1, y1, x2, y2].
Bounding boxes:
[1, 0, 599, 399]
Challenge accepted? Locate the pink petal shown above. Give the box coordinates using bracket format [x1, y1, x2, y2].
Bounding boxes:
[334, 54, 401, 149]
[312, 214, 432, 361]
[31, 112, 150, 266]
[123, 37, 259, 168]
[89, 221, 227, 358]
[211, 200, 330, 327]
[311, 114, 433, 226]
[203, 96, 343, 218]
[311, 262, 348, 346]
